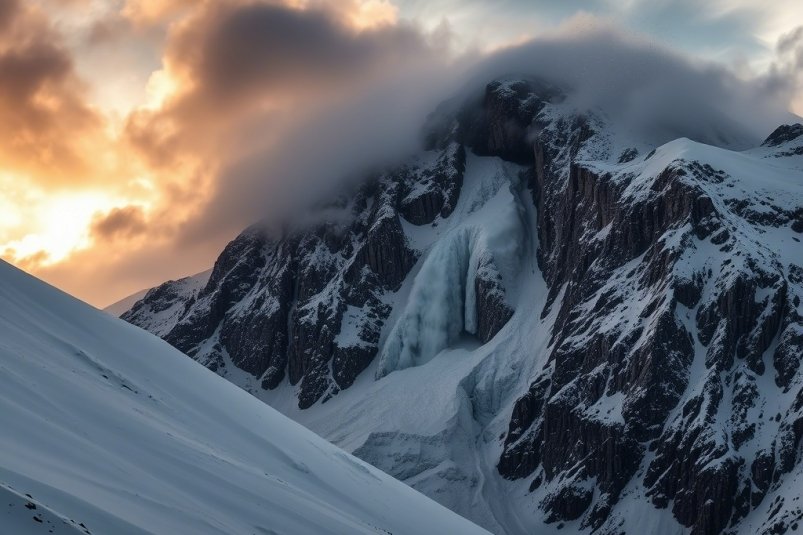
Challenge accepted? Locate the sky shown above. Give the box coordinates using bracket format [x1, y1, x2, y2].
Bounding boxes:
[1, 0, 802, 308]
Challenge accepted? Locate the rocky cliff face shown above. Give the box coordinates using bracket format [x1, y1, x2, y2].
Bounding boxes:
[120, 78, 803, 535]
[123, 138, 517, 409]
[499, 118, 803, 533]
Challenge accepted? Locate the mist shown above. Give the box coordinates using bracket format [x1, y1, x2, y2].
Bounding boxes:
[20, 1, 802, 307]
[466, 19, 799, 149]
[185, 14, 801, 241]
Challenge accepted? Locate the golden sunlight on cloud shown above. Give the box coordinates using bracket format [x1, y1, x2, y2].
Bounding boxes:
[1, 0, 802, 309]
[144, 68, 179, 109]
[121, 0, 195, 28]
[0, 172, 135, 267]
[343, 0, 399, 29]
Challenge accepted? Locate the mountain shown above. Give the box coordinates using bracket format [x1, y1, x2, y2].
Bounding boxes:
[120, 78, 803, 534]
[107, 269, 211, 326]
[0, 259, 490, 535]
[104, 289, 149, 317]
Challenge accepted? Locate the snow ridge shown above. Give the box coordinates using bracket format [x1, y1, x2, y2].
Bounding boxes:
[0, 259, 489, 535]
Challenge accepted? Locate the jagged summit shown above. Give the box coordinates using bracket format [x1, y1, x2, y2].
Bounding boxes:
[118, 77, 803, 534]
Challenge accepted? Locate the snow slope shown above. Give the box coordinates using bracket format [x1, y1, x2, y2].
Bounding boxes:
[0, 259, 489, 535]
[103, 289, 149, 317]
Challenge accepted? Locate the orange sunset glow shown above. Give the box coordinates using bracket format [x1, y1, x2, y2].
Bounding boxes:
[2, 0, 803, 308]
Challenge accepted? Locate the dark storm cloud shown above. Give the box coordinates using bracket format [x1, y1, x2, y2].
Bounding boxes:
[0, 1, 101, 183]
[110, 5, 803, 308]
[91, 206, 149, 241]
[124, 1, 440, 170]
[0, 0, 20, 31]
[191, 3, 429, 99]
[0, 42, 71, 102]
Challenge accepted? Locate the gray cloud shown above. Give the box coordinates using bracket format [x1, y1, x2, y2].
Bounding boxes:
[125, 1, 458, 243]
[0, 0, 101, 183]
[193, 3, 430, 99]
[777, 26, 803, 71]
[91, 206, 148, 241]
[0, 0, 20, 31]
[110, 5, 802, 306]
[778, 27, 803, 54]
[463, 21, 798, 148]
[395, 0, 770, 59]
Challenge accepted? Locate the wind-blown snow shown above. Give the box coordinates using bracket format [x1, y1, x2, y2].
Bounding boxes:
[0, 260, 489, 535]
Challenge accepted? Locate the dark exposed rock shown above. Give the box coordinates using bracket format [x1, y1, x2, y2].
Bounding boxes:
[498, 375, 551, 479]
[762, 124, 803, 147]
[119, 76, 803, 534]
[474, 254, 514, 343]
[399, 143, 465, 225]
[120, 137, 473, 407]
[543, 483, 594, 522]
[353, 212, 417, 291]
[456, 79, 562, 164]
[618, 147, 639, 163]
[495, 88, 801, 532]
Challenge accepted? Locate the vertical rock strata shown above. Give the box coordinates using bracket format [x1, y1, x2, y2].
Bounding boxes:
[121, 77, 803, 534]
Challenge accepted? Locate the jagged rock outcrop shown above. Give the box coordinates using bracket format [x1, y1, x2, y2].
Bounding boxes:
[121, 135, 520, 408]
[119, 76, 803, 535]
[493, 81, 803, 533]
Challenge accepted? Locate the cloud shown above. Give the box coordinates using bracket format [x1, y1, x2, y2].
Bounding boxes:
[121, 0, 196, 28]
[5, 1, 803, 309]
[123, 0, 457, 237]
[777, 26, 803, 68]
[0, 0, 20, 31]
[773, 25, 803, 114]
[190, 4, 426, 99]
[0, 1, 103, 185]
[463, 16, 799, 148]
[91, 206, 149, 241]
[124, 1, 447, 165]
[158, 10, 803, 246]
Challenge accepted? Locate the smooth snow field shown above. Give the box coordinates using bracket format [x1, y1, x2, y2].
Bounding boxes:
[0, 260, 489, 535]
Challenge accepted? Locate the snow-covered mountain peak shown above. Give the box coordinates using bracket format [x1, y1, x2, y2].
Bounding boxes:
[118, 76, 803, 534]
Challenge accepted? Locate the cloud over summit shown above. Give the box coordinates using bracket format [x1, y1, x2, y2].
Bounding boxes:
[2, 1, 802, 307]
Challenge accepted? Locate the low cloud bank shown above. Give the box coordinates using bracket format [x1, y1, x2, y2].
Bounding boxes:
[178, 13, 802, 237]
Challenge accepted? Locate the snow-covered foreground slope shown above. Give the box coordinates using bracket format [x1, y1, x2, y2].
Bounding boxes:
[120, 78, 803, 534]
[0, 260, 489, 535]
